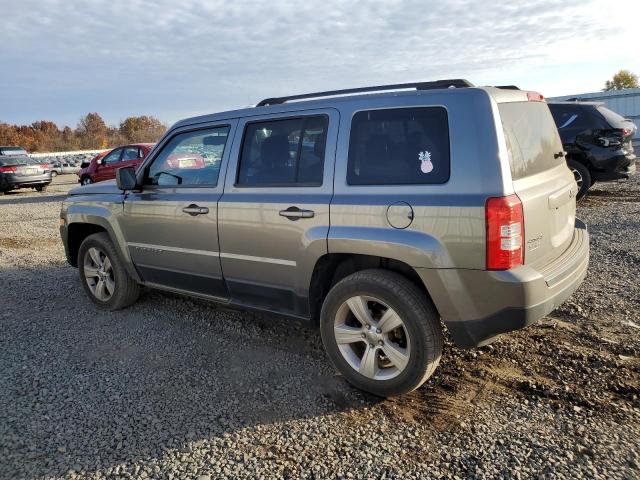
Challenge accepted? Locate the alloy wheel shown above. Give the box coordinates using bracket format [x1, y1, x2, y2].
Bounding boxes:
[333, 295, 411, 380]
[571, 167, 583, 189]
[83, 247, 115, 301]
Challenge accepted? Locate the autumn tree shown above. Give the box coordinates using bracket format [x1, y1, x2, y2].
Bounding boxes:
[119, 115, 166, 143]
[604, 70, 639, 91]
[76, 112, 108, 149]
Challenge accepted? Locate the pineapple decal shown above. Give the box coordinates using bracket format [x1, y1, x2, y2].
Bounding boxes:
[419, 150, 433, 174]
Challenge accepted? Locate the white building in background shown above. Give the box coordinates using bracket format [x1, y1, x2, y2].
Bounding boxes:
[548, 88, 640, 144]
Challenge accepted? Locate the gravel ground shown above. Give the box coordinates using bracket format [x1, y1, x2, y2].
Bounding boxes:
[1, 174, 638, 479]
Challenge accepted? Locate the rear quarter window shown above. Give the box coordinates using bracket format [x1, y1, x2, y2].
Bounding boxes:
[499, 102, 564, 180]
[347, 107, 450, 185]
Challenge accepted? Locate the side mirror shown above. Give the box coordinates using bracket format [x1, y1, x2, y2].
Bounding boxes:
[116, 166, 138, 191]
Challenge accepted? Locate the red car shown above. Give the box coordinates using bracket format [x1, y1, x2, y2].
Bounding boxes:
[78, 143, 154, 185]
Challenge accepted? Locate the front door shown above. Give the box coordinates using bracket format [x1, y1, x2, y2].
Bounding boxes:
[95, 147, 123, 182]
[120, 122, 236, 299]
[218, 109, 338, 316]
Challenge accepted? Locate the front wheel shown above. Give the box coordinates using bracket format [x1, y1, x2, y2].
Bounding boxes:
[320, 269, 443, 397]
[78, 232, 140, 310]
[567, 159, 591, 200]
[81, 176, 92, 186]
[35, 185, 48, 192]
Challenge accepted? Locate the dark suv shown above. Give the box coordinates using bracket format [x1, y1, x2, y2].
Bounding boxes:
[548, 102, 637, 199]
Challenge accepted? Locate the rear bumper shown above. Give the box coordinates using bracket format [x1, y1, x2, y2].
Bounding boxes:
[591, 152, 636, 181]
[1, 173, 52, 190]
[418, 219, 589, 348]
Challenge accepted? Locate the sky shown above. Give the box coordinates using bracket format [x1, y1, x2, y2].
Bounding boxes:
[1, 0, 639, 128]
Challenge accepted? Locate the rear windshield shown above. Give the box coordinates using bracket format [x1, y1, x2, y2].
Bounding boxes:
[0, 156, 30, 166]
[0, 147, 28, 156]
[596, 106, 629, 128]
[498, 102, 563, 180]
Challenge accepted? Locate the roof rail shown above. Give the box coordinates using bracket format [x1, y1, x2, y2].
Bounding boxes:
[256, 79, 474, 107]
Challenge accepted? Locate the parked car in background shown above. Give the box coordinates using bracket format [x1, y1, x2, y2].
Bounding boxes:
[77, 144, 154, 185]
[0, 155, 52, 193]
[0, 146, 29, 157]
[548, 102, 637, 199]
[51, 161, 81, 176]
[61, 80, 589, 397]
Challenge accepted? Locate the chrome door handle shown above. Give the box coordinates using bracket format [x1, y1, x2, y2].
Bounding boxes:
[182, 204, 209, 216]
[279, 207, 315, 220]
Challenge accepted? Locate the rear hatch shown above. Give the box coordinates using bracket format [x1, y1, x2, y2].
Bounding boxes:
[498, 99, 577, 268]
[596, 105, 637, 156]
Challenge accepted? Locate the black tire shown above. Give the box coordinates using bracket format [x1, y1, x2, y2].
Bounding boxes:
[320, 269, 443, 397]
[567, 159, 591, 200]
[51, 171, 58, 177]
[35, 185, 47, 192]
[78, 232, 140, 310]
[81, 176, 92, 186]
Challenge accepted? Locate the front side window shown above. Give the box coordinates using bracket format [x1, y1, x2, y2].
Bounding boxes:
[146, 126, 230, 186]
[102, 149, 122, 164]
[347, 107, 450, 185]
[237, 116, 327, 186]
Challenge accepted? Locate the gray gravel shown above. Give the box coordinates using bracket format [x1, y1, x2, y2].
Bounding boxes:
[1, 174, 638, 479]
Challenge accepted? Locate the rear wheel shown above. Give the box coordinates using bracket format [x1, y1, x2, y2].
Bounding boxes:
[78, 232, 140, 310]
[320, 269, 442, 397]
[51, 171, 58, 177]
[35, 185, 47, 192]
[567, 159, 591, 200]
[81, 176, 92, 186]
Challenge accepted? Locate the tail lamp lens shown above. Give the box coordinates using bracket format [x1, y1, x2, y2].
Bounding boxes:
[0, 165, 17, 173]
[486, 194, 524, 270]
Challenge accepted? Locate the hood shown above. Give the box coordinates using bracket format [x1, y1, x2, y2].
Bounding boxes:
[68, 180, 121, 196]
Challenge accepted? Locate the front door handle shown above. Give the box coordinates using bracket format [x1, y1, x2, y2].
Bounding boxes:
[182, 204, 209, 216]
[279, 206, 315, 220]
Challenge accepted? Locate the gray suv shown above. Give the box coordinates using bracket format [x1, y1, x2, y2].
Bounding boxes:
[60, 80, 589, 397]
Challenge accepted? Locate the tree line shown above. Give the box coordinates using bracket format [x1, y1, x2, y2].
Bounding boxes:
[0, 113, 167, 153]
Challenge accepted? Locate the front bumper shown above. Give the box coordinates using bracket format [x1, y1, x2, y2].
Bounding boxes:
[418, 219, 589, 348]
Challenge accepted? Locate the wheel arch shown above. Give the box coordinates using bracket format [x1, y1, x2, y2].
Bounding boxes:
[308, 253, 434, 324]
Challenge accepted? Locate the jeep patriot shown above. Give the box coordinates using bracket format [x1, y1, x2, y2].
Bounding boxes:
[60, 80, 589, 396]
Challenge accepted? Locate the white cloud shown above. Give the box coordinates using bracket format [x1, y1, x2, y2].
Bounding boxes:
[1, 0, 639, 125]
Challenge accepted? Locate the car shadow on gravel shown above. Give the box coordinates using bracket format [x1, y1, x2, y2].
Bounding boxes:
[0, 193, 67, 205]
[0, 265, 388, 478]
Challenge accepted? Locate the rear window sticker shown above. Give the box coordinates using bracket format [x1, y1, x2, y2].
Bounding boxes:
[419, 150, 433, 173]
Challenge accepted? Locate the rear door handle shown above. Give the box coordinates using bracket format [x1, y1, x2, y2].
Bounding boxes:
[182, 204, 209, 216]
[279, 207, 315, 220]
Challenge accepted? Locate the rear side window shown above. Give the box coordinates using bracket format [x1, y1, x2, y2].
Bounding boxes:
[237, 116, 327, 186]
[121, 147, 140, 161]
[499, 102, 564, 180]
[347, 107, 450, 185]
[548, 105, 593, 131]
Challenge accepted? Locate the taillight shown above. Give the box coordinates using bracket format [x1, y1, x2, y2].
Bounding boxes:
[0, 165, 17, 173]
[622, 128, 632, 137]
[527, 92, 544, 102]
[40, 163, 49, 169]
[486, 194, 524, 270]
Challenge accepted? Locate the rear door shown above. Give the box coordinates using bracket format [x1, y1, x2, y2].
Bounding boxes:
[498, 100, 577, 267]
[120, 123, 236, 298]
[217, 110, 337, 317]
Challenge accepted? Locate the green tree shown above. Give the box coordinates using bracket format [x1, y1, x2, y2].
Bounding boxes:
[604, 70, 639, 91]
